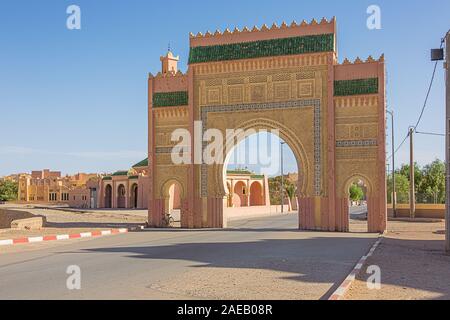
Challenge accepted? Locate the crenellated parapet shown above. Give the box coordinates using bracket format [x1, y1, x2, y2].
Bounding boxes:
[333, 54, 385, 97]
[337, 54, 384, 65]
[188, 18, 337, 64]
[189, 17, 336, 44]
[149, 69, 186, 79]
[149, 69, 188, 107]
[149, 50, 189, 105]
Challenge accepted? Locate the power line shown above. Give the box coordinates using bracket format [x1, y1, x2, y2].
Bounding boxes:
[413, 59, 440, 131]
[387, 133, 409, 161]
[415, 130, 445, 137]
[386, 37, 445, 161]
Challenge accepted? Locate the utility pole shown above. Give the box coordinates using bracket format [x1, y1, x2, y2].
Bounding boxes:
[387, 110, 396, 217]
[280, 142, 285, 214]
[445, 32, 450, 253]
[409, 127, 416, 219]
[431, 31, 449, 252]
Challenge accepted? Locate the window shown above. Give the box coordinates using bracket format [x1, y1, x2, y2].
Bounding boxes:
[61, 193, 69, 201]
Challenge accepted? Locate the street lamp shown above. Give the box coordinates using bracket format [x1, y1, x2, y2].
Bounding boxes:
[386, 109, 396, 218]
[280, 141, 285, 214]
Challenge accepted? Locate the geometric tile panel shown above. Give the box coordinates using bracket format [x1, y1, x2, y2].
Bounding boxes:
[335, 139, 377, 148]
[200, 99, 322, 197]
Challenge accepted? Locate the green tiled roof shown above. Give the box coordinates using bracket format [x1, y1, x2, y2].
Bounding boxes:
[251, 175, 265, 179]
[334, 78, 379, 96]
[153, 91, 188, 107]
[102, 176, 112, 181]
[227, 170, 253, 175]
[132, 158, 148, 168]
[112, 171, 129, 176]
[189, 33, 334, 64]
[128, 175, 139, 180]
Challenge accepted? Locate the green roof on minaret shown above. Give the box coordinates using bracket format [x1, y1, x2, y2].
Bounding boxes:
[132, 158, 148, 168]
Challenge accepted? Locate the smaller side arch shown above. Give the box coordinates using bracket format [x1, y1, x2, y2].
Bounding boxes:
[160, 178, 186, 200]
[338, 174, 375, 233]
[342, 174, 373, 198]
[159, 178, 187, 228]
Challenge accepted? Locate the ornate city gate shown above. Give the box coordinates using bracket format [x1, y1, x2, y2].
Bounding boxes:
[147, 18, 387, 232]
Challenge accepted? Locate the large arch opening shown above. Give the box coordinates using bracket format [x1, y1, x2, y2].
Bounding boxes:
[221, 129, 301, 228]
[104, 184, 112, 208]
[117, 184, 126, 208]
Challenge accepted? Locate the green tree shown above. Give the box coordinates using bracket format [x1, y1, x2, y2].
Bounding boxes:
[0, 180, 18, 201]
[398, 163, 423, 192]
[418, 159, 446, 203]
[285, 184, 296, 202]
[387, 173, 410, 204]
[388, 159, 446, 204]
[268, 176, 296, 205]
[349, 184, 364, 202]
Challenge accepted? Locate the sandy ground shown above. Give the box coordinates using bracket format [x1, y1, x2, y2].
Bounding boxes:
[0, 204, 147, 240]
[345, 219, 450, 300]
[149, 266, 335, 300]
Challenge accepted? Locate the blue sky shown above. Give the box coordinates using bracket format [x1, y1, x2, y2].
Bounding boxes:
[0, 0, 449, 176]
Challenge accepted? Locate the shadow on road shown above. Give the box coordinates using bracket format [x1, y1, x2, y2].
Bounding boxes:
[84, 235, 377, 299]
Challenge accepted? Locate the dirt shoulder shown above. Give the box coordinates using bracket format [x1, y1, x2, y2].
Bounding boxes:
[0, 204, 147, 240]
[345, 220, 450, 300]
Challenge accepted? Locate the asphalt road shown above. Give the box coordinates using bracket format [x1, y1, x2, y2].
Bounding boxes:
[350, 205, 368, 217]
[0, 213, 377, 300]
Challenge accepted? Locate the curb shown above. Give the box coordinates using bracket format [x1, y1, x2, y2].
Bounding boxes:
[0, 228, 129, 247]
[328, 235, 383, 300]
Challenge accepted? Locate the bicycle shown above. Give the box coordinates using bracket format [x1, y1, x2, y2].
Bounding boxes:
[162, 213, 175, 228]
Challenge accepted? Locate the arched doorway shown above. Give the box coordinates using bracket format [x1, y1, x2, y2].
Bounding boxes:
[344, 176, 372, 233]
[249, 182, 264, 206]
[117, 184, 126, 208]
[131, 183, 138, 209]
[104, 184, 112, 208]
[163, 181, 183, 228]
[233, 181, 247, 207]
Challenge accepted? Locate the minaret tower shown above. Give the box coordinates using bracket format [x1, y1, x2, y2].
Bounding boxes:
[160, 49, 179, 75]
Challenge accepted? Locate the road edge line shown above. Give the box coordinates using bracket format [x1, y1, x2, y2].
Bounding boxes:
[328, 234, 383, 300]
[0, 228, 130, 247]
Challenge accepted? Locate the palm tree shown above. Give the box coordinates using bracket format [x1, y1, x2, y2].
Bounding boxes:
[285, 184, 296, 212]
